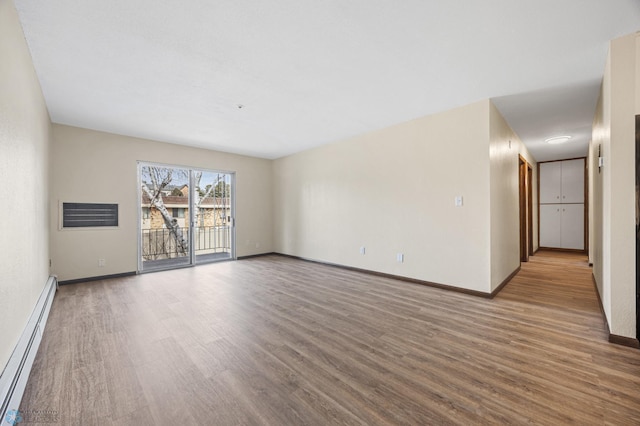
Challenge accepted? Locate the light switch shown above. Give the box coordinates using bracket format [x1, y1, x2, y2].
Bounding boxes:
[455, 196, 463, 207]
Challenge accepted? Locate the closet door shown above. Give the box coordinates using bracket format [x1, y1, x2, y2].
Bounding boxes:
[561, 159, 585, 203]
[540, 204, 562, 247]
[539, 162, 562, 204]
[561, 204, 584, 249]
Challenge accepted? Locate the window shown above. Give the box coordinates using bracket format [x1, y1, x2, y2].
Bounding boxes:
[172, 208, 185, 218]
[142, 207, 150, 219]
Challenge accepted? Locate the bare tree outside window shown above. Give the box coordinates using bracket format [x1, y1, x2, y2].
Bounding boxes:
[140, 166, 189, 258]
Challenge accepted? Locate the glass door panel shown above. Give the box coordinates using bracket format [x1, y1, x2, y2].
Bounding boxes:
[139, 164, 191, 271]
[193, 170, 233, 263]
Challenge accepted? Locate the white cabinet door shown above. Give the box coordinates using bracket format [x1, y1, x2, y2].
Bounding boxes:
[539, 162, 562, 204]
[561, 159, 584, 203]
[540, 204, 561, 247]
[561, 204, 584, 249]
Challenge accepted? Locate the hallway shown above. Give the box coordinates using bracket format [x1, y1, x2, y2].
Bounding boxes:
[500, 250, 602, 319]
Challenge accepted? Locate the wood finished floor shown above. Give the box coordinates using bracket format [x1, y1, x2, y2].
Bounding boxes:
[20, 251, 640, 425]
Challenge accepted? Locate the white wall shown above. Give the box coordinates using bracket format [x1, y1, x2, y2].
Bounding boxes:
[50, 124, 273, 281]
[274, 100, 529, 294]
[489, 102, 537, 290]
[591, 92, 606, 312]
[591, 32, 638, 339]
[0, 0, 52, 370]
[588, 137, 597, 268]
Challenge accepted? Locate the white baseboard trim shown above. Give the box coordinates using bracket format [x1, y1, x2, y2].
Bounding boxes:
[0, 276, 57, 426]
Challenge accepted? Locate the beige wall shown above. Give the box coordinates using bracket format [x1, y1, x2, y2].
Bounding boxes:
[0, 0, 52, 370]
[54, 98, 534, 293]
[273, 100, 530, 293]
[50, 124, 273, 281]
[591, 88, 607, 313]
[489, 102, 538, 290]
[591, 32, 638, 339]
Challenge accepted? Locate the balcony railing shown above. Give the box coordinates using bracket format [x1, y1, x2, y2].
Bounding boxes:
[141, 226, 231, 261]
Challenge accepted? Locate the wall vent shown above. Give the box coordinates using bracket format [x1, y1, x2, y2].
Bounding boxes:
[62, 203, 118, 228]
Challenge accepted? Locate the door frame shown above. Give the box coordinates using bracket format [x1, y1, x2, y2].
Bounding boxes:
[528, 163, 534, 256]
[636, 115, 639, 340]
[519, 155, 534, 262]
[137, 161, 236, 273]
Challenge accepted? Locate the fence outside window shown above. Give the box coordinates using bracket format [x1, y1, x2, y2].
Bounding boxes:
[141, 226, 231, 261]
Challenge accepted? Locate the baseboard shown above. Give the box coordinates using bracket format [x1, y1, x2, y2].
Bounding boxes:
[237, 252, 276, 260]
[58, 271, 136, 286]
[537, 247, 587, 254]
[273, 253, 493, 298]
[0, 276, 57, 425]
[490, 266, 521, 299]
[62, 257, 275, 283]
[609, 334, 640, 348]
[591, 273, 639, 349]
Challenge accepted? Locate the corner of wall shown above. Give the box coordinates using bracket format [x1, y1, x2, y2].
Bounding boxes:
[591, 31, 637, 339]
[488, 101, 533, 291]
[0, 0, 53, 374]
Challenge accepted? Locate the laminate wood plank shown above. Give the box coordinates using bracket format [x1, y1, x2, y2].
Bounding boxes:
[216, 369, 300, 425]
[272, 344, 393, 426]
[103, 354, 148, 420]
[110, 405, 156, 426]
[19, 250, 640, 424]
[290, 384, 367, 426]
[18, 335, 72, 422]
[132, 337, 204, 425]
[66, 361, 111, 425]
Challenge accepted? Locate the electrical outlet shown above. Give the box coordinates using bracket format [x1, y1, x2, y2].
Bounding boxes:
[98, 258, 106, 267]
[255, 242, 260, 248]
[360, 246, 366, 255]
[397, 253, 404, 263]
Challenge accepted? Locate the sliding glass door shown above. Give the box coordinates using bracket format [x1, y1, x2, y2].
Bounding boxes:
[192, 169, 233, 263]
[139, 164, 191, 270]
[138, 162, 235, 272]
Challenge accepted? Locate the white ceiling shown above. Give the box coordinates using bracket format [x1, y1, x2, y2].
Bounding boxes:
[13, 0, 640, 161]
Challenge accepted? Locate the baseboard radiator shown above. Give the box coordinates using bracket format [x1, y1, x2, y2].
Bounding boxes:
[0, 276, 57, 425]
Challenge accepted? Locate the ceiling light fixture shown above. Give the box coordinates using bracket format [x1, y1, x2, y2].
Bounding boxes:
[545, 136, 572, 145]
